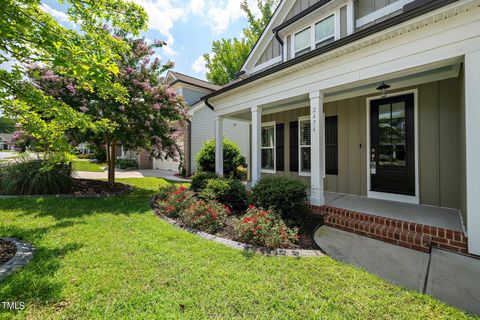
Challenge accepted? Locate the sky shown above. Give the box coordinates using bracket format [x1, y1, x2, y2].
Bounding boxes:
[38, 0, 262, 81]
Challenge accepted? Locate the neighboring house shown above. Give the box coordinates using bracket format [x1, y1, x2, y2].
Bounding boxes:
[203, 0, 480, 256]
[0, 133, 14, 151]
[152, 71, 250, 175]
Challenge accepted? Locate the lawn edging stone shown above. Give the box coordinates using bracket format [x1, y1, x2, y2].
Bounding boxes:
[151, 197, 324, 257]
[0, 238, 35, 282]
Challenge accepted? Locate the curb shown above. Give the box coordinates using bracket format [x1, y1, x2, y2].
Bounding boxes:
[0, 238, 35, 282]
[151, 197, 324, 257]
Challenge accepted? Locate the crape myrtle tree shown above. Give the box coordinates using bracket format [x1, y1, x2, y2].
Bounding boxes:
[27, 35, 189, 186]
[0, 0, 148, 165]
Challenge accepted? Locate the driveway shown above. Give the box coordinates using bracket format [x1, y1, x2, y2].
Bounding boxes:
[0, 151, 17, 160]
[74, 169, 191, 182]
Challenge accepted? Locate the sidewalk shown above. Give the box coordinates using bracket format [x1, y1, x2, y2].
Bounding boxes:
[314, 226, 480, 315]
[74, 169, 191, 182]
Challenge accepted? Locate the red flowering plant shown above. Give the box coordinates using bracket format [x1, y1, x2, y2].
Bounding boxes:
[235, 205, 299, 248]
[157, 185, 195, 218]
[181, 200, 230, 234]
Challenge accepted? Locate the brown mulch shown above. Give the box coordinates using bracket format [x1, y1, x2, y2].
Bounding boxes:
[0, 240, 16, 266]
[71, 179, 132, 197]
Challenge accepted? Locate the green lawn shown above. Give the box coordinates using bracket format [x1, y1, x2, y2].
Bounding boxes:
[0, 178, 473, 319]
[72, 160, 106, 172]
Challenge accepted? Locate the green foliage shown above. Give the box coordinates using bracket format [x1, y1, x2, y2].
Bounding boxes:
[92, 145, 107, 163]
[0, 117, 15, 133]
[235, 206, 299, 248]
[116, 159, 138, 170]
[250, 176, 308, 219]
[204, 0, 279, 85]
[190, 171, 218, 192]
[200, 178, 247, 213]
[156, 185, 195, 218]
[195, 139, 246, 178]
[0, 158, 73, 195]
[182, 199, 229, 234]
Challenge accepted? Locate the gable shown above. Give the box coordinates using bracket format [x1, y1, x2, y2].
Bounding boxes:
[285, 0, 323, 20]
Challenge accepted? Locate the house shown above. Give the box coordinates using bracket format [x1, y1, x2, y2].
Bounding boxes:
[203, 0, 480, 256]
[152, 71, 250, 175]
[0, 133, 14, 151]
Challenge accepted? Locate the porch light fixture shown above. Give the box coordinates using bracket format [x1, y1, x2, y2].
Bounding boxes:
[376, 81, 391, 98]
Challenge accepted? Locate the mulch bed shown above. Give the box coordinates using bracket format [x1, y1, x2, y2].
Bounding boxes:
[152, 196, 324, 250]
[0, 240, 16, 266]
[71, 179, 132, 197]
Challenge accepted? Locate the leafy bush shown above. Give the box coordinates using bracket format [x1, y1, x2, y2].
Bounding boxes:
[200, 178, 247, 213]
[235, 206, 299, 248]
[156, 186, 195, 218]
[195, 139, 246, 178]
[92, 145, 107, 163]
[190, 171, 218, 192]
[182, 199, 230, 233]
[249, 176, 308, 219]
[0, 158, 73, 195]
[116, 158, 138, 170]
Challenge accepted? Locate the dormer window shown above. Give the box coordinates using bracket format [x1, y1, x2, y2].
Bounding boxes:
[294, 27, 311, 57]
[315, 14, 335, 47]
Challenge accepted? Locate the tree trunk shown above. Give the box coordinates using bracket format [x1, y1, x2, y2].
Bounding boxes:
[108, 141, 116, 188]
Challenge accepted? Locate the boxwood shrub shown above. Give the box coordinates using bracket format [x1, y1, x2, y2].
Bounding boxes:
[190, 171, 218, 192]
[200, 178, 247, 213]
[249, 176, 308, 219]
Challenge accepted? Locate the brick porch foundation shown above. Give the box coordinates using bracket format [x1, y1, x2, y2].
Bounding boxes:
[310, 204, 468, 254]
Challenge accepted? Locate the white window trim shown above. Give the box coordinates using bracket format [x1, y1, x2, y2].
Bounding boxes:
[356, 0, 415, 28]
[293, 27, 312, 56]
[251, 56, 282, 74]
[298, 116, 312, 177]
[291, 11, 337, 58]
[261, 121, 276, 174]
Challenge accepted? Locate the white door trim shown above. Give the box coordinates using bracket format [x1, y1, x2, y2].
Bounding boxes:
[366, 89, 420, 204]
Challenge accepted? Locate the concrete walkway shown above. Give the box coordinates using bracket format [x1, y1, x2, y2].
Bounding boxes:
[74, 169, 191, 182]
[314, 226, 480, 315]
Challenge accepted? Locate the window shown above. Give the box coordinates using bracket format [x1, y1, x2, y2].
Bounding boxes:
[315, 14, 335, 46]
[294, 27, 311, 56]
[298, 117, 311, 175]
[261, 123, 275, 172]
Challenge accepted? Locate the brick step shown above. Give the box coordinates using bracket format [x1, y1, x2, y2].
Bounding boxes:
[324, 213, 432, 253]
[311, 204, 469, 254]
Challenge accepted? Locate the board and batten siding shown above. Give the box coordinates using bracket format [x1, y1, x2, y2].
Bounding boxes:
[262, 76, 464, 211]
[190, 107, 250, 173]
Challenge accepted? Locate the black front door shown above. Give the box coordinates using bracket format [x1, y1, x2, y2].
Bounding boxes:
[370, 94, 415, 196]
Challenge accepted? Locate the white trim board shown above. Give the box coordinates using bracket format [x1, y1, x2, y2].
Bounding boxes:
[366, 89, 420, 205]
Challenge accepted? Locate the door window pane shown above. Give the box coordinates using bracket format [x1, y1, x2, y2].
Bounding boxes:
[378, 102, 406, 167]
[294, 27, 311, 52]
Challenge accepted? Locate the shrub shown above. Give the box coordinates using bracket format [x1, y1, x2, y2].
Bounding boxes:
[190, 171, 218, 192]
[235, 206, 299, 248]
[182, 199, 230, 233]
[157, 184, 178, 201]
[249, 176, 308, 219]
[195, 139, 246, 178]
[92, 145, 107, 163]
[116, 158, 138, 170]
[200, 178, 247, 213]
[156, 186, 195, 218]
[0, 158, 73, 195]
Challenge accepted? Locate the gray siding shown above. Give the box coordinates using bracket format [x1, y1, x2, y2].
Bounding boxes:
[182, 87, 208, 106]
[355, 0, 399, 19]
[286, 0, 322, 20]
[262, 77, 464, 211]
[340, 5, 348, 37]
[255, 38, 282, 67]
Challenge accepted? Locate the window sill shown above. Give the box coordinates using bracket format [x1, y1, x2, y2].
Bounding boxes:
[299, 172, 311, 177]
[261, 169, 276, 174]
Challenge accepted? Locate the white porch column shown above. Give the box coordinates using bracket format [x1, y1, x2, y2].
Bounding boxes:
[214, 116, 224, 177]
[251, 106, 262, 184]
[310, 91, 325, 206]
[465, 51, 480, 255]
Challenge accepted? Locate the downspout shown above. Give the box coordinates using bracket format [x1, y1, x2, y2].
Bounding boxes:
[204, 97, 214, 111]
[274, 29, 284, 61]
